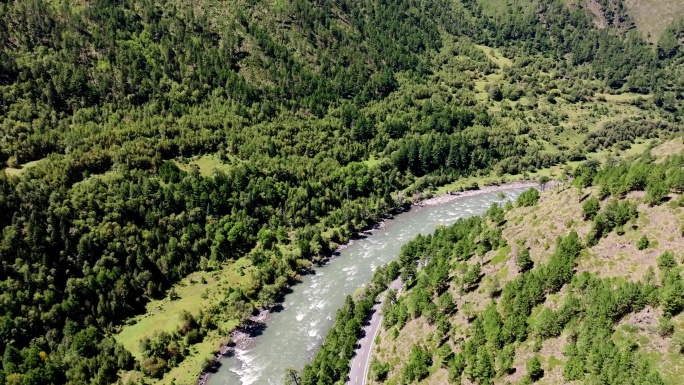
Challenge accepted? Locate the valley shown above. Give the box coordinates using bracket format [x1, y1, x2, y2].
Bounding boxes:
[0, 0, 683, 384]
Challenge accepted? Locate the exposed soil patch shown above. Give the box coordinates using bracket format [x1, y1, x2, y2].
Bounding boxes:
[501, 185, 591, 266]
[372, 317, 437, 384]
[622, 306, 661, 330]
[617, 306, 669, 355]
[579, 194, 683, 281]
[652, 137, 684, 162]
[585, 0, 609, 28]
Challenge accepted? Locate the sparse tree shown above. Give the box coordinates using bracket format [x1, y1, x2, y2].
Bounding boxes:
[538, 175, 550, 191]
[284, 368, 301, 385]
[527, 356, 543, 381]
[517, 248, 533, 272]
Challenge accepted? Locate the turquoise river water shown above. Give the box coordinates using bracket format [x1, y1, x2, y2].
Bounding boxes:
[207, 186, 530, 385]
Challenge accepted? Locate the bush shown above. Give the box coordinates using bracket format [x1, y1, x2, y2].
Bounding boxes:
[517, 247, 533, 272]
[535, 308, 560, 338]
[526, 356, 543, 381]
[657, 251, 677, 270]
[370, 359, 390, 382]
[657, 317, 674, 337]
[498, 344, 516, 375]
[489, 84, 503, 101]
[673, 333, 684, 354]
[582, 196, 600, 220]
[140, 357, 169, 378]
[646, 179, 669, 206]
[517, 188, 540, 207]
[637, 235, 649, 250]
[661, 281, 684, 316]
[403, 346, 432, 383]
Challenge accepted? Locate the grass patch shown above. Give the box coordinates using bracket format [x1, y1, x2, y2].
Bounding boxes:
[156, 325, 238, 385]
[364, 156, 382, 168]
[3, 159, 43, 177]
[115, 258, 253, 360]
[475, 44, 513, 68]
[175, 154, 232, 177]
[547, 355, 563, 370]
[595, 92, 651, 103]
[491, 245, 511, 265]
[497, 265, 509, 280]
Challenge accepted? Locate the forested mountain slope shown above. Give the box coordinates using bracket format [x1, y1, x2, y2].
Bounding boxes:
[362, 141, 684, 385]
[0, 0, 683, 384]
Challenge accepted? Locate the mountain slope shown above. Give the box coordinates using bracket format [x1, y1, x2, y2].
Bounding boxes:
[1, 0, 684, 384]
[366, 140, 684, 385]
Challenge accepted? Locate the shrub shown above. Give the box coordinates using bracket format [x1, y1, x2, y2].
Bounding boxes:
[517, 188, 540, 207]
[402, 346, 432, 383]
[526, 356, 544, 381]
[370, 359, 390, 382]
[657, 251, 677, 270]
[517, 247, 533, 272]
[646, 179, 669, 206]
[582, 196, 600, 220]
[673, 333, 684, 354]
[140, 357, 169, 378]
[637, 235, 649, 250]
[489, 84, 503, 101]
[657, 317, 674, 337]
[498, 344, 516, 375]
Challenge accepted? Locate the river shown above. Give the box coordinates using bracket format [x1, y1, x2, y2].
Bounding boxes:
[206, 186, 532, 385]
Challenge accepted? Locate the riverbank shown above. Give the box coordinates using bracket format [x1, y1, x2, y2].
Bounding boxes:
[197, 215, 401, 384]
[419, 180, 540, 206]
[196, 181, 541, 385]
[196, 309, 271, 385]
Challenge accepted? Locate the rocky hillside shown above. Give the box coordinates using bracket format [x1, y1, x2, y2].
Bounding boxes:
[368, 138, 684, 385]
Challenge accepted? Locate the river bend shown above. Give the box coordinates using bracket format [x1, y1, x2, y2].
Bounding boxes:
[207, 187, 530, 385]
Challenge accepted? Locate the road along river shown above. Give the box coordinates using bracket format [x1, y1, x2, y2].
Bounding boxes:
[206, 184, 535, 385]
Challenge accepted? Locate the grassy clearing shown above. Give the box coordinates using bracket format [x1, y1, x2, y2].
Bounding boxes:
[475, 44, 512, 69]
[115, 258, 252, 357]
[595, 92, 652, 103]
[491, 244, 511, 265]
[159, 327, 239, 385]
[432, 160, 575, 197]
[477, 0, 537, 18]
[3, 159, 43, 177]
[363, 156, 382, 168]
[115, 258, 253, 384]
[174, 154, 232, 176]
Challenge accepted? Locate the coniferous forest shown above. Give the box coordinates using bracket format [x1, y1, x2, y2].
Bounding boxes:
[0, 0, 683, 384]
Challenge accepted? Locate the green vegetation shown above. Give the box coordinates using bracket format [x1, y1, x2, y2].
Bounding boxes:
[526, 356, 543, 381]
[299, 262, 399, 385]
[363, 152, 684, 384]
[369, 359, 390, 382]
[516, 188, 541, 207]
[402, 346, 433, 383]
[2, 0, 684, 383]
